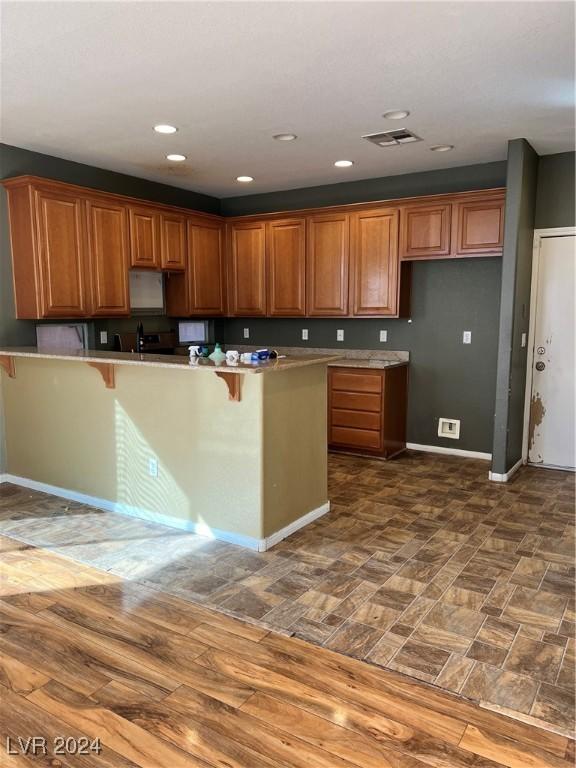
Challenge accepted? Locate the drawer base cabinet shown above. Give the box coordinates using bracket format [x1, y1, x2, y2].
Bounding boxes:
[328, 365, 408, 459]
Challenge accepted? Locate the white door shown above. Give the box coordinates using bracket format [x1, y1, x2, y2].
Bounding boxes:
[528, 234, 575, 469]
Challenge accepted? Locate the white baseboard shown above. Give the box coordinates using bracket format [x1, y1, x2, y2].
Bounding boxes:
[0, 473, 329, 552]
[406, 443, 492, 461]
[264, 502, 330, 550]
[488, 457, 524, 483]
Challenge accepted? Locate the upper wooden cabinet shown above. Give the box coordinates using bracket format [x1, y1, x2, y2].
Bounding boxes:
[166, 220, 225, 316]
[351, 209, 400, 316]
[307, 214, 350, 316]
[400, 202, 452, 260]
[400, 190, 505, 260]
[452, 194, 505, 256]
[86, 199, 130, 316]
[128, 206, 161, 269]
[227, 221, 267, 316]
[267, 218, 306, 317]
[35, 188, 90, 318]
[160, 213, 187, 271]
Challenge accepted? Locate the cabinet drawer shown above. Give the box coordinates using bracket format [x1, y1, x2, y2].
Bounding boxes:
[332, 409, 381, 430]
[330, 426, 382, 450]
[330, 371, 383, 393]
[331, 391, 382, 412]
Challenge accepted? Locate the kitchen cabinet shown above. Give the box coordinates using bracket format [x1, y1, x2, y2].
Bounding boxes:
[160, 213, 187, 271]
[307, 213, 350, 316]
[328, 365, 408, 459]
[86, 199, 130, 316]
[399, 202, 452, 260]
[227, 221, 267, 316]
[128, 205, 161, 269]
[3, 178, 91, 319]
[267, 218, 306, 316]
[166, 220, 225, 316]
[453, 194, 505, 256]
[351, 208, 400, 316]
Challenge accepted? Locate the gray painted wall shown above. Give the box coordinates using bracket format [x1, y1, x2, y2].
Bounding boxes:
[0, 143, 219, 347]
[492, 139, 539, 475]
[221, 161, 507, 216]
[535, 151, 575, 229]
[224, 257, 502, 453]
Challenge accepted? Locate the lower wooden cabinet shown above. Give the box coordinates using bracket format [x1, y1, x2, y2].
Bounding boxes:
[328, 365, 408, 459]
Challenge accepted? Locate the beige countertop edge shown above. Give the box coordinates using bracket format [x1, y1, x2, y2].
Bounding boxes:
[327, 359, 408, 370]
[0, 348, 341, 375]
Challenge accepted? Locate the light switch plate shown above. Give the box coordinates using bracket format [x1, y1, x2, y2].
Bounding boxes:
[463, 331, 472, 344]
[243, 328, 250, 339]
[379, 330, 388, 343]
[302, 328, 309, 340]
[99, 331, 108, 345]
[337, 329, 344, 342]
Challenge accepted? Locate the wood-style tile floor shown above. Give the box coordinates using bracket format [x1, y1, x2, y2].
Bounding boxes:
[0, 533, 574, 767]
[0, 451, 574, 739]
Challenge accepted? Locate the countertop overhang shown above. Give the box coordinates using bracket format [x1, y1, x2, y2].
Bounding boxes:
[0, 347, 341, 374]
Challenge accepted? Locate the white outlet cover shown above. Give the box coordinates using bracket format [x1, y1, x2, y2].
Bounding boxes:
[463, 331, 472, 344]
[438, 418, 460, 439]
[337, 329, 344, 341]
[521, 332, 527, 347]
[302, 328, 309, 340]
[243, 328, 250, 339]
[99, 331, 108, 344]
[379, 330, 388, 343]
[148, 458, 158, 477]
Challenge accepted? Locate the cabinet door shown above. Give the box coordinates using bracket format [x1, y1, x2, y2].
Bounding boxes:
[129, 206, 161, 268]
[86, 200, 130, 316]
[228, 221, 267, 316]
[307, 214, 349, 316]
[161, 213, 187, 270]
[34, 189, 89, 317]
[453, 195, 505, 256]
[351, 208, 400, 316]
[267, 218, 306, 316]
[399, 203, 451, 259]
[189, 221, 225, 315]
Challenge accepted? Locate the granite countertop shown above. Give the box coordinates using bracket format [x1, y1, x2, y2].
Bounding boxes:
[232, 345, 409, 370]
[0, 347, 340, 375]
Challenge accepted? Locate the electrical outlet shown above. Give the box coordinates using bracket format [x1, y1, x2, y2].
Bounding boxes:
[521, 332, 527, 348]
[99, 331, 108, 345]
[243, 328, 250, 339]
[302, 328, 309, 341]
[463, 331, 472, 344]
[438, 418, 460, 440]
[337, 329, 344, 342]
[379, 330, 388, 343]
[148, 458, 158, 478]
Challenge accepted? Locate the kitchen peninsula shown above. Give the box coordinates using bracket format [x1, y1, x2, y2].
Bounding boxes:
[0, 348, 338, 550]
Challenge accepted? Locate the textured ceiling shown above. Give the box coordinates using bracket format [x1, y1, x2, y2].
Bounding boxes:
[1, 1, 574, 197]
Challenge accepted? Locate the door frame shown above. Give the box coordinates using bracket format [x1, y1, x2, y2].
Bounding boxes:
[522, 227, 576, 465]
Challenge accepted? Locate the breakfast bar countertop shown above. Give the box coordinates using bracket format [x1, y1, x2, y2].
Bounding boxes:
[0, 347, 340, 375]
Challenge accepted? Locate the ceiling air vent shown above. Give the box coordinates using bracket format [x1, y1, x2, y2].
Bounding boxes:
[362, 129, 422, 147]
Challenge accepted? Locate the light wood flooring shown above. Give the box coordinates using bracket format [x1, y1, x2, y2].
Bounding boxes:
[0, 533, 574, 767]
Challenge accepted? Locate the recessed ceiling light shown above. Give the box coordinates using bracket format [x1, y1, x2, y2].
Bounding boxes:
[383, 110, 410, 120]
[154, 124, 178, 134]
[166, 154, 186, 162]
[334, 160, 354, 168]
[430, 144, 454, 152]
[273, 133, 298, 141]
[236, 175, 254, 183]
